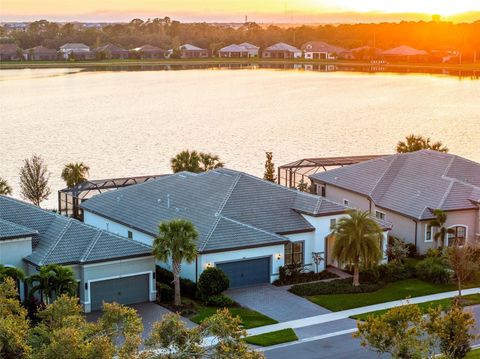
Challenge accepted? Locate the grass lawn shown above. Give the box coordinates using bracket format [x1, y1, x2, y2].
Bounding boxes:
[190, 306, 278, 329]
[244, 329, 298, 347]
[351, 294, 480, 321]
[307, 278, 462, 312]
[467, 348, 480, 359]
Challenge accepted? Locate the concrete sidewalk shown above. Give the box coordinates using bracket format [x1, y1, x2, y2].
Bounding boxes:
[247, 287, 480, 336]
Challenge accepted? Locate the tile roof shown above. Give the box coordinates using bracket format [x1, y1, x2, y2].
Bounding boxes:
[238, 42, 260, 50]
[132, 44, 164, 52]
[301, 41, 348, 54]
[310, 150, 480, 220]
[23, 46, 57, 54]
[0, 218, 37, 240]
[0, 196, 152, 266]
[264, 42, 301, 53]
[94, 44, 127, 53]
[180, 44, 206, 51]
[81, 169, 350, 253]
[219, 44, 250, 52]
[382, 45, 428, 56]
[59, 43, 90, 50]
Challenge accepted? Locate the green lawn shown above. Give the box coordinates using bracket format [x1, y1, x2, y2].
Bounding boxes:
[245, 329, 298, 347]
[467, 348, 480, 359]
[308, 279, 459, 312]
[351, 294, 480, 321]
[190, 306, 278, 329]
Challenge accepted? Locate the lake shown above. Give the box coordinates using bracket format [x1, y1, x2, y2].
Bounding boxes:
[1, 66, 479, 208]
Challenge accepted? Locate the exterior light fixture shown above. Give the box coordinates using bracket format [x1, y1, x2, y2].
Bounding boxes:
[205, 262, 213, 268]
[276, 253, 282, 260]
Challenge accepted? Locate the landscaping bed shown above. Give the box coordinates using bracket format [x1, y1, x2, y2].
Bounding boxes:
[245, 329, 298, 347]
[273, 265, 338, 286]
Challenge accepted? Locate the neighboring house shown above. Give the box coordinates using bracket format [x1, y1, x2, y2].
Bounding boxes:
[218, 44, 250, 58]
[59, 43, 94, 60]
[310, 150, 480, 253]
[0, 196, 155, 313]
[177, 44, 209, 58]
[23, 46, 57, 61]
[93, 44, 129, 59]
[238, 42, 260, 57]
[380, 45, 429, 62]
[0, 43, 22, 61]
[350, 46, 384, 61]
[262, 43, 302, 59]
[130, 44, 165, 59]
[81, 169, 390, 288]
[301, 41, 349, 60]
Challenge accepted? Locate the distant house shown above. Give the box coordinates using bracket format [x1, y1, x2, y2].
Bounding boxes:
[23, 46, 57, 61]
[94, 44, 129, 59]
[59, 43, 94, 60]
[0, 43, 22, 61]
[177, 44, 209, 58]
[238, 42, 260, 57]
[381, 45, 429, 62]
[218, 44, 250, 58]
[262, 42, 302, 59]
[301, 41, 349, 60]
[130, 44, 165, 59]
[350, 46, 384, 61]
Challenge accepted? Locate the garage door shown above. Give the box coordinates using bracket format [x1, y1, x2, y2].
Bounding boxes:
[217, 257, 270, 288]
[90, 274, 149, 311]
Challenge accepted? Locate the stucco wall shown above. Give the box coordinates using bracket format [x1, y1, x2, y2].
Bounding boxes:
[321, 184, 371, 211]
[0, 237, 32, 270]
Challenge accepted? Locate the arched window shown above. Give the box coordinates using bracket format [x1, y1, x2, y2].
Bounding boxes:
[447, 225, 467, 246]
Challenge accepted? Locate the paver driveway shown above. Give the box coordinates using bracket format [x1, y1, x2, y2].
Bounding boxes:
[226, 284, 330, 322]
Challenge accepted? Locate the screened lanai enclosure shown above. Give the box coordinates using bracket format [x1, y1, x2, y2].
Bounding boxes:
[277, 155, 386, 189]
[58, 175, 163, 220]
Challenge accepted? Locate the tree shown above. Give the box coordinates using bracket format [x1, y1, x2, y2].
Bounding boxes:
[297, 179, 308, 192]
[396, 134, 448, 153]
[387, 237, 410, 264]
[170, 150, 223, 173]
[331, 210, 383, 286]
[447, 244, 480, 296]
[263, 152, 276, 182]
[50, 265, 77, 300]
[199, 152, 224, 171]
[0, 265, 25, 283]
[0, 177, 12, 195]
[153, 219, 198, 306]
[61, 162, 90, 188]
[145, 309, 264, 359]
[27, 264, 77, 305]
[19, 154, 51, 206]
[429, 209, 454, 248]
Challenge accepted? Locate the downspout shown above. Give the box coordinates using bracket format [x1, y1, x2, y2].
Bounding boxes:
[414, 220, 418, 252]
[195, 256, 198, 283]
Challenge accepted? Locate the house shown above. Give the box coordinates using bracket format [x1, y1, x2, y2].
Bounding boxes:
[23, 46, 57, 61]
[59, 43, 94, 60]
[238, 42, 260, 57]
[218, 44, 250, 58]
[262, 43, 302, 59]
[380, 45, 429, 62]
[130, 44, 165, 59]
[0, 196, 156, 313]
[81, 169, 390, 288]
[310, 150, 480, 254]
[177, 44, 209, 58]
[0, 43, 22, 61]
[301, 41, 349, 60]
[93, 44, 129, 59]
[350, 46, 384, 61]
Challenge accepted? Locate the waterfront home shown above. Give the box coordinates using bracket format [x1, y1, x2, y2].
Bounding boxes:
[218, 44, 250, 58]
[94, 43, 129, 59]
[81, 168, 390, 288]
[262, 43, 302, 59]
[0, 43, 22, 61]
[310, 150, 480, 254]
[177, 44, 209, 58]
[130, 44, 165, 59]
[59, 43, 94, 60]
[301, 41, 349, 60]
[0, 196, 155, 312]
[381, 45, 429, 62]
[23, 46, 57, 61]
[350, 46, 384, 61]
[238, 42, 260, 57]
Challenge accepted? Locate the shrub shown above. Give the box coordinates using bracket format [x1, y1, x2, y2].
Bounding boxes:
[203, 294, 235, 307]
[416, 257, 451, 284]
[359, 267, 380, 283]
[289, 278, 383, 296]
[197, 267, 229, 297]
[387, 237, 410, 263]
[426, 248, 442, 258]
[156, 266, 174, 285]
[406, 243, 417, 257]
[156, 266, 197, 298]
[274, 266, 337, 286]
[158, 283, 174, 302]
[378, 262, 416, 282]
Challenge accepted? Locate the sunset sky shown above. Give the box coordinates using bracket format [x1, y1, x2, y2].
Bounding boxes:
[1, 0, 479, 23]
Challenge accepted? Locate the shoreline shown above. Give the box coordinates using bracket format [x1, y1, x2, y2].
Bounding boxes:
[1, 58, 480, 72]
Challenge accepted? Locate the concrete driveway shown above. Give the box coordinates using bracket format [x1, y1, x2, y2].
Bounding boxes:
[226, 284, 330, 322]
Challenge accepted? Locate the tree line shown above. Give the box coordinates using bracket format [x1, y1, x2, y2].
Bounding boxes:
[2, 19, 480, 60]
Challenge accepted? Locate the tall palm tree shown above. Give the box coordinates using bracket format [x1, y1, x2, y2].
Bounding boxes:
[170, 150, 201, 173]
[0, 177, 13, 195]
[332, 210, 383, 286]
[153, 219, 198, 306]
[50, 265, 77, 299]
[27, 264, 77, 304]
[199, 152, 224, 172]
[61, 162, 90, 188]
[429, 209, 454, 248]
[396, 134, 448, 153]
[0, 265, 25, 283]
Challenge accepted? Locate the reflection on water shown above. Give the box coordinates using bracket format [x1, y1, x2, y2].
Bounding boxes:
[1, 67, 479, 208]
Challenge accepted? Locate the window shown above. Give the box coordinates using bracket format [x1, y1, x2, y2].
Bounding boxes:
[284, 242, 304, 265]
[375, 211, 386, 221]
[330, 218, 337, 229]
[343, 199, 350, 207]
[447, 226, 467, 247]
[128, 231, 133, 239]
[316, 184, 326, 197]
[425, 224, 433, 242]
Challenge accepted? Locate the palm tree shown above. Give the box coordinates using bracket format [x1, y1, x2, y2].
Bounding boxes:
[199, 152, 224, 172]
[50, 265, 77, 299]
[153, 219, 198, 306]
[332, 210, 383, 286]
[170, 150, 201, 173]
[0, 265, 25, 283]
[27, 264, 77, 304]
[396, 134, 448, 153]
[0, 177, 13, 195]
[61, 162, 90, 188]
[429, 209, 454, 248]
